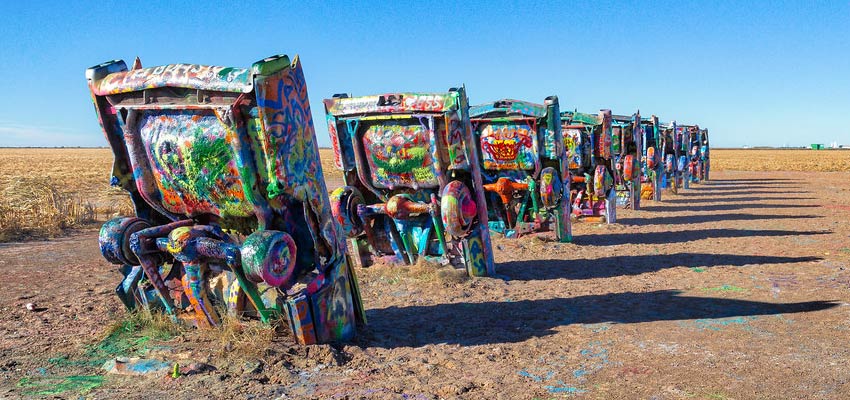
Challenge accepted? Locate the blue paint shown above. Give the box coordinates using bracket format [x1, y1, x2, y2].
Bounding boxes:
[682, 316, 758, 331]
[572, 341, 610, 382]
[519, 341, 612, 396]
[518, 370, 543, 382]
[545, 383, 586, 394]
[127, 359, 171, 374]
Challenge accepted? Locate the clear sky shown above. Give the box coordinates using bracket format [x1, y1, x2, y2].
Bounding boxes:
[1, 1, 848, 148]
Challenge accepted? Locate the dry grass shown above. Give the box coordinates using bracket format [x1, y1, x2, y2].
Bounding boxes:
[0, 148, 133, 241]
[0, 177, 96, 241]
[196, 313, 278, 360]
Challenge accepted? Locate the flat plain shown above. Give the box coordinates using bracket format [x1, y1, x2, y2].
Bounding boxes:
[1, 148, 849, 399]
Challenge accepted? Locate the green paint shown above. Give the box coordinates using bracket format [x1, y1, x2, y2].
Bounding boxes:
[251, 55, 291, 76]
[182, 134, 230, 193]
[18, 375, 104, 396]
[691, 267, 706, 272]
[563, 111, 600, 126]
[412, 167, 436, 182]
[702, 285, 746, 292]
[373, 147, 428, 173]
[50, 311, 178, 368]
[152, 117, 251, 216]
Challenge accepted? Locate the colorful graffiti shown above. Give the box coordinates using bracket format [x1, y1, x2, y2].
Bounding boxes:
[324, 88, 496, 276]
[564, 128, 585, 169]
[469, 99, 547, 118]
[91, 63, 253, 95]
[471, 97, 571, 242]
[140, 112, 251, 217]
[324, 93, 453, 115]
[479, 123, 536, 170]
[87, 54, 364, 344]
[363, 123, 439, 188]
[561, 109, 617, 223]
[610, 113, 643, 210]
[445, 117, 469, 169]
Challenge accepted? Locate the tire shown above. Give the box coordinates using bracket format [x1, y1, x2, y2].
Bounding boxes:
[538, 167, 563, 209]
[646, 147, 656, 169]
[99, 217, 151, 265]
[623, 155, 635, 182]
[441, 180, 478, 237]
[594, 165, 607, 197]
[241, 230, 298, 289]
[329, 186, 365, 238]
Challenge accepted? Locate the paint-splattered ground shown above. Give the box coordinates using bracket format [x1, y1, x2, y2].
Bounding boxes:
[1, 170, 850, 399]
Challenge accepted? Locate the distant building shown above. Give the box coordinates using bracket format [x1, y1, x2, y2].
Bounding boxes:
[811, 144, 824, 150]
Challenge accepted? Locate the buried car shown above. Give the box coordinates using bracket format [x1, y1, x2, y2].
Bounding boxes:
[699, 127, 710, 181]
[679, 124, 702, 184]
[468, 97, 571, 242]
[561, 109, 617, 223]
[659, 120, 688, 194]
[611, 112, 643, 210]
[323, 89, 496, 277]
[87, 54, 364, 344]
[688, 126, 710, 182]
[640, 115, 664, 201]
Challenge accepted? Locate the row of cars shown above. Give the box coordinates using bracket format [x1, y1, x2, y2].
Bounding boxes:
[86, 54, 709, 344]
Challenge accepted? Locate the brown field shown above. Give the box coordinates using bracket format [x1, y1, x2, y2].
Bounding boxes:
[2, 148, 850, 398]
[0, 149, 131, 241]
[710, 149, 850, 172]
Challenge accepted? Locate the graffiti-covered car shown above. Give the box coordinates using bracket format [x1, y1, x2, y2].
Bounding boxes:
[640, 115, 664, 201]
[659, 121, 687, 193]
[611, 112, 643, 210]
[468, 97, 571, 242]
[561, 109, 617, 223]
[679, 124, 699, 184]
[698, 127, 710, 181]
[323, 89, 496, 277]
[684, 125, 710, 183]
[87, 54, 364, 344]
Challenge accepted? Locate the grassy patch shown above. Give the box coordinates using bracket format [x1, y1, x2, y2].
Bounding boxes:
[50, 309, 181, 368]
[192, 312, 277, 361]
[24, 310, 181, 397]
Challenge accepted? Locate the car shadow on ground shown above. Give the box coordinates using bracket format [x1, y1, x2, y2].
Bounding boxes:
[617, 213, 821, 226]
[639, 203, 819, 212]
[659, 196, 816, 204]
[709, 178, 797, 182]
[499, 253, 822, 281]
[703, 181, 799, 186]
[682, 183, 800, 192]
[362, 290, 838, 347]
[679, 190, 810, 197]
[571, 228, 829, 246]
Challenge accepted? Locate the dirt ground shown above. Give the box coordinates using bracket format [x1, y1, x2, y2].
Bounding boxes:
[1, 169, 850, 399]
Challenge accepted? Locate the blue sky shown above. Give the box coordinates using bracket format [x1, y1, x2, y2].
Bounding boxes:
[1, 1, 848, 148]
